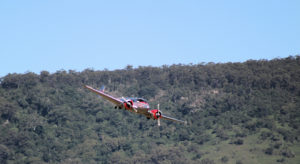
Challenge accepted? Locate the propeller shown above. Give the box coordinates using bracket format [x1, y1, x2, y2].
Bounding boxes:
[122, 97, 130, 108]
[157, 104, 161, 126]
[122, 97, 137, 112]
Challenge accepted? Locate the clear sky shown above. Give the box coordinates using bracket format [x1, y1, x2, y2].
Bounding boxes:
[0, 0, 299, 77]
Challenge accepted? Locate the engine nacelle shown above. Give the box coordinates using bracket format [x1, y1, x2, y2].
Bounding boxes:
[124, 100, 133, 110]
[150, 109, 162, 119]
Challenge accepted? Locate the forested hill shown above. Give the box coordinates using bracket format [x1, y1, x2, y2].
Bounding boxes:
[0, 56, 300, 164]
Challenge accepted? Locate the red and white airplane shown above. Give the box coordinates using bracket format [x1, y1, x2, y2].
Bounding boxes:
[84, 85, 186, 126]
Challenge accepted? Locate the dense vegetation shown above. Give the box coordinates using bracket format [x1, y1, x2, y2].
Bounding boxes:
[0, 56, 299, 164]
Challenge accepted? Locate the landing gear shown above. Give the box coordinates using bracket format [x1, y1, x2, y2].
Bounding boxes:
[115, 106, 123, 109]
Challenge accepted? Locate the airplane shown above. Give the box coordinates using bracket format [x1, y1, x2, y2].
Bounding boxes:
[84, 85, 186, 126]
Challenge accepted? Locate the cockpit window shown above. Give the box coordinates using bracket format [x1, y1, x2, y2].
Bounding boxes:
[124, 98, 148, 103]
[137, 98, 147, 103]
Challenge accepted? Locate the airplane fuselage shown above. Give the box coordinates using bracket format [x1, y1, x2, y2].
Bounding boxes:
[118, 97, 154, 118]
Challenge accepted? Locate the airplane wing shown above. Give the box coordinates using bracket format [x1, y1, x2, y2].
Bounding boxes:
[84, 85, 123, 106]
[161, 114, 187, 124]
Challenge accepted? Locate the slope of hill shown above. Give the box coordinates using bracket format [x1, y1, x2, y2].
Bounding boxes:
[0, 56, 299, 164]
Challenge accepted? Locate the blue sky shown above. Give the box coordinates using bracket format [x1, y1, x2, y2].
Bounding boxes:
[0, 0, 299, 77]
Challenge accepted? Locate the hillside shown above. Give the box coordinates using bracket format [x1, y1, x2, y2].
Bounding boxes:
[0, 56, 299, 164]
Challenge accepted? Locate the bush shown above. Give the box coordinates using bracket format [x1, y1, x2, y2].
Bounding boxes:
[265, 147, 273, 155]
[200, 158, 215, 164]
[281, 148, 295, 158]
[234, 139, 244, 145]
[236, 160, 243, 164]
[276, 158, 285, 163]
[221, 156, 229, 163]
